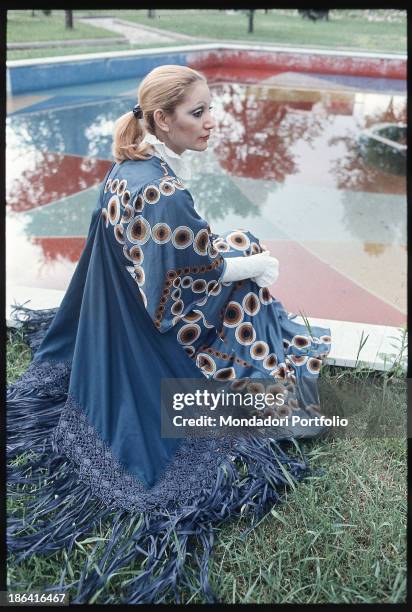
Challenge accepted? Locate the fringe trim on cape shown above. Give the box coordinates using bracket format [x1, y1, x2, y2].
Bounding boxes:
[7, 305, 321, 604]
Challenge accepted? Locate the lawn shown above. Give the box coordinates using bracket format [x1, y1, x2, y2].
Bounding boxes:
[6, 9, 406, 62]
[7, 330, 407, 603]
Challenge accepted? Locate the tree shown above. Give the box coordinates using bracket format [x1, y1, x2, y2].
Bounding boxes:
[65, 10, 73, 29]
[248, 9, 255, 33]
[147, 9, 156, 18]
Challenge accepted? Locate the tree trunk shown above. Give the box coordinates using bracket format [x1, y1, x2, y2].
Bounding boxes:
[147, 9, 156, 18]
[65, 10, 73, 29]
[248, 10, 254, 34]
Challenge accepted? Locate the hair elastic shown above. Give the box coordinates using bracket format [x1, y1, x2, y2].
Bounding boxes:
[132, 104, 143, 119]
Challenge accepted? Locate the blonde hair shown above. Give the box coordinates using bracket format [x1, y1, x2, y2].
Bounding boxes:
[112, 64, 206, 163]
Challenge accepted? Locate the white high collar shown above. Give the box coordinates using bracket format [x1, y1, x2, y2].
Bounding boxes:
[142, 132, 192, 181]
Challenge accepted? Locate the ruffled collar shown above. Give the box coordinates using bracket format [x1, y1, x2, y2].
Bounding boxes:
[142, 132, 192, 181]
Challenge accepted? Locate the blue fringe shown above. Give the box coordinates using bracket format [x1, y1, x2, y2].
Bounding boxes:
[7, 305, 316, 604]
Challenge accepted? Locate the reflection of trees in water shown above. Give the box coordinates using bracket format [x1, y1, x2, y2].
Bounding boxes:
[335, 187, 405, 255]
[188, 173, 260, 222]
[327, 96, 406, 194]
[7, 97, 133, 159]
[210, 83, 328, 181]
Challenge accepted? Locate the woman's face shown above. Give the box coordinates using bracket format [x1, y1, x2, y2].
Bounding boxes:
[157, 80, 215, 155]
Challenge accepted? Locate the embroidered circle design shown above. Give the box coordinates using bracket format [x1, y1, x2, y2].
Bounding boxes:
[195, 296, 207, 306]
[183, 345, 195, 357]
[283, 339, 291, 350]
[181, 276, 193, 289]
[250, 341, 269, 360]
[223, 301, 243, 328]
[126, 216, 151, 245]
[143, 184, 161, 204]
[250, 242, 261, 254]
[129, 245, 144, 264]
[108, 195, 121, 225]
[209, 282, 222, 296]
[243, 292, 261, 316]
[192, 279, 207, 293]
[263, 353, 278, 370]
[259, 287, 273, 305]
[273, 363, 287, 380]
[134, 266, 145, 286]
[121, 190, 131, 207]
[235, 323, 256, 346]
[123, 245, 134, 262]
[171, 300, 184, 316]
[196, 353, 216, 374]
[320, 335, 332, 344]
[290, 355, 308, 366]
[117, 179, 127, 196]
[104, 179, 111, 193]
[208, 243, 219, 258]
[183, 311, 202, 323]
[152, 223, 171, 245]
[214, 367, 236, 380]
[121, 203, 134, 223]
[277, 404, 292, 418]
[171, 288, 181, 301]
[230, 379, 249, 391]
[213, 239, 230, 252]
[226, 231, 250, 251]
[172, 226, 194, 249]
[139, 288, 147, 308]
[292, 335, 311, 349]
[110, 178, 119, 193]
[193, 229, 209, 256]
[134, 194, 145, 212]
[207, 280, 218, 294]
[177, 324, 201, 345]
[159, 179, 176, 196]
[173, 277, 181, 288]
[114, 224, 125, 244]
[307, 357, 322, 374]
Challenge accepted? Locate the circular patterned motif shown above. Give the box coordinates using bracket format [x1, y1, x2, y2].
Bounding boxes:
[129, 245, 144, 265]
[134, 266, 145, 287]
[134, 194, 145, 212]
[226, 231, 250, 251]
[183, 311, 202, 323]
[120, 203, 134, 223]
[193, 229, 209, 256]
[139, 288, 147, 308]
[259, 287, 273, 305]
[320, 335, 332, 344]
[172, 226, 194, 250]
[192, 279, 207, 293]
[243, 292, 261, 316]
[101, 208, 109, 228]
[307, 357, 322, 374]
[171, 288, 181, 301]
[177, 324, 201, 345]
[110, 178, 119, 193]
[196, 353, 216, 374]
[263, 353, 278, 370]
[108, 195, 121, 225]
[181, 276, 193, 289]
[223, 301, 244, 328]
[159, 179, 176, 196]
[183, 345, 195, 357]
[143, 184, 161, 204]
[209, 281, 222, 296]
[250, 242, 261, 255]
[292, 335, 311, 349]
[214, 367, 236, 380]
[235, 323, 256, 346]
[114, 224, 125, 244]
[250, 341, 269, 360]
[289, 355, 308, 367]
[117, 179, 127, 196]
[126, 216, 151, 245]
[171, 300, 184, 316]
[152, 223, 172, 245]
[213, 239, 230, 252]
[121, 190, 131, 207]
[104, 179, 111, 193]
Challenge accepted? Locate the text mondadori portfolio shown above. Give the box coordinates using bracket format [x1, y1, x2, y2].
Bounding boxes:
[172, 415, 348, 427]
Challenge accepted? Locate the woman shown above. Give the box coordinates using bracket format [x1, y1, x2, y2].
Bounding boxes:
[8, 65, 331, 603]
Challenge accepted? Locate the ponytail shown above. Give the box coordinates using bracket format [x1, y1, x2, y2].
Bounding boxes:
[111, 111, 152, 163]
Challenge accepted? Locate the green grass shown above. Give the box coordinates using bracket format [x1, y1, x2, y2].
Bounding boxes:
[6, 9, 406, 62]
[7, 10, 120, 43]
[7, 331, 407, 603]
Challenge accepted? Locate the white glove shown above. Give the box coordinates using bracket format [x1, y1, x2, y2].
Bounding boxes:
[221, 251, 279, 287]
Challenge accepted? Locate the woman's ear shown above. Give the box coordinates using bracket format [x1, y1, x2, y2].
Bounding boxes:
[153, 109, 170, 133]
